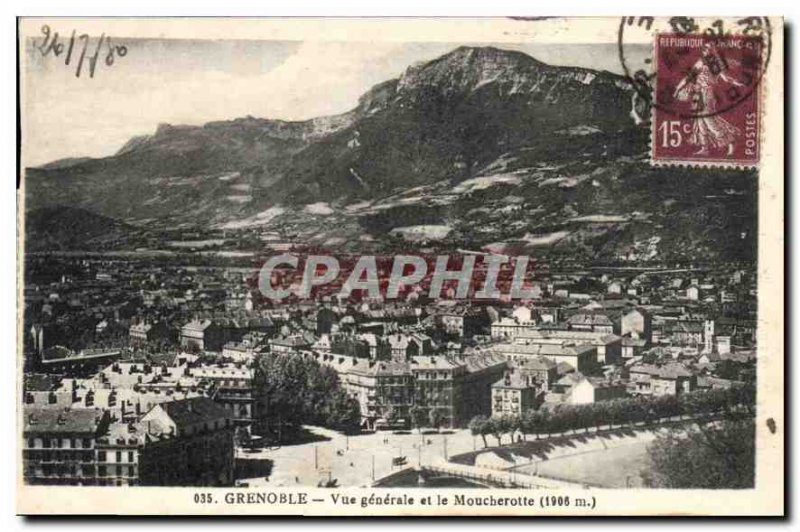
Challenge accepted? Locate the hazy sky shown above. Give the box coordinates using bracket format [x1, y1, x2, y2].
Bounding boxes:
[23, 38, 639, 166]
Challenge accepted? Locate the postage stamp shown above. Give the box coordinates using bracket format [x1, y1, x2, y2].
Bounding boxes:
[652, 33, 763, 167]
[617, 16, 771, 168]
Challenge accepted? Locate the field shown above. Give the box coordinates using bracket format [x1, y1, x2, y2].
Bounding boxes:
[514, 439, 652, 488]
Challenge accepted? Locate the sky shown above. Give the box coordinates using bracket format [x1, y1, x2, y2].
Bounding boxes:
[23, 37, 641, 167]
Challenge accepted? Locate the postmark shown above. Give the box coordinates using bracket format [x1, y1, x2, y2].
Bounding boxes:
[618, 17, 771, 167]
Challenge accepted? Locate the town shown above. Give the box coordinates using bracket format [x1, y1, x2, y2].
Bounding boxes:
[21, 252, 757, 487]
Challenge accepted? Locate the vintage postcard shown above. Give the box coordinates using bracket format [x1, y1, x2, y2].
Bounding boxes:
[16, 17, 784, 516]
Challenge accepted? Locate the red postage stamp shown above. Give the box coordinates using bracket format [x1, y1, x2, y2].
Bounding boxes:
[652, 33, 763, 167]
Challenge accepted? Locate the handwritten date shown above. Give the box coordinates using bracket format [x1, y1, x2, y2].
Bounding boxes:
[37, 25, 127, 79]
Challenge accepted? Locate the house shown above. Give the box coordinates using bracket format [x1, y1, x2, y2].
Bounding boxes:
[270, 332, 315, 353]
[22, 407, 112, 485]
[491, 342, 597, 373]
[95, 421, 146, 486]
[460, 352, 508, 424]
[492, 371, 539, 416]
[129, 321, 174, 347]
[686, 285, 700, 301]
[386, 333, 420, 361]
[434, 307, 488, 337]
[308, 353, 413, 429]
[629, 363, 695, 396]
[659, 319, 705, 347]
[139, 397, 235, 486]
[621, 337, 647, 359]
[490, 312, 538, 340]
[221, 332, 267, 362]
[513, 329, 622, 365]
[621, 308, 652, 343]
[651, 364, 696, 396]
[180, 320, 227, 352]
[566, 311, 617, 334]
[547, 371, 587, 402]
[628, 364, 661, 395]
[189, 364, 255, 426]
[607, 281, 624, 294]
[568, 376, 627, 405]
[410, 356, 465, 429]
[517, 356, 558, 392]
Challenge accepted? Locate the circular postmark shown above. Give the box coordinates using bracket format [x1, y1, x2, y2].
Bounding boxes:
[618, 16, 771, 120]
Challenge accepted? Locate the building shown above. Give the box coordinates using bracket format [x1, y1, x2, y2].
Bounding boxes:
[629, 363, 696, 396]
[386, 333, 421, 361]
[686, 285, 700, 301]
[658, 319, 705, 347]
[180, 320, 227, 352]
[461, 352, 508, 423]
[139, 397, 235, 486]
[190, 364, 255, 426]
[310, 352, 413, 429]
[568, 376, 627, 405]
[607, 281, 624, 294]
[517, 356, 558, 392]
[410, 353, 506, 428]
[23, 407, 111, 485]
[566, 311, 617, 334]
[491, 342, 598, 373]
[39, 348, 122, 375]
[490, 316, 538, 340]
[411, 356, 465, 429]
[270, 332, 315, 354]
[514, 329, 622, 365]
[221, 332, 267, 362]
[129, 321, 174, 347]
[621, 308, 652, 343]
[621, 337, 647, 359]
[95, 421, 145, 486]
[434, 307, 488, 337]
[651, 364, 696, 396]
[491, 371, 539, 416]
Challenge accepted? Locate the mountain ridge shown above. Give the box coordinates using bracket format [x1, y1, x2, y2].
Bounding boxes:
[23, 46, 756, 263]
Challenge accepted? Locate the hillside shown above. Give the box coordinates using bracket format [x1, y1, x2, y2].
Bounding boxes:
[24, 206, 136, 252]
[22, 46, 757, 263]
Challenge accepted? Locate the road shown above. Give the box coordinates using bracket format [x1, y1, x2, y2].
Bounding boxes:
[237, 426, 483, 487]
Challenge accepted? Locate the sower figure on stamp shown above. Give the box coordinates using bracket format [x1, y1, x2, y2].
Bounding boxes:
[673, 43, 746, 156]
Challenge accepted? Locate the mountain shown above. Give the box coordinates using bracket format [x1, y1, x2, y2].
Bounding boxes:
[25, 47, 637, 218]
[24, 206, 135, 252]
[23, 46, 757, 263]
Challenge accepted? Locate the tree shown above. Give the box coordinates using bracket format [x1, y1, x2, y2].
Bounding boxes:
[519, 411, 536, 438]
[497, 414, 516, 444]
[411, 406, 428, 433]
[235, 426, 251, 448]
[642, 418, 755, 488]
[469, 416, 489, 448]
[323, 390, 362, 434]
[714, 359, 745, 381]
[485, 417, 503, 446]
[428, 407, 447, 432]
[251, 353, 361, 441]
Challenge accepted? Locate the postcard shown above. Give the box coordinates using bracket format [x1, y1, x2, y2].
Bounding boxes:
[17, 16, 784, 516]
